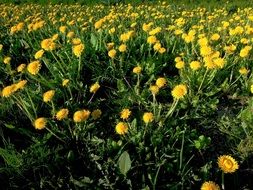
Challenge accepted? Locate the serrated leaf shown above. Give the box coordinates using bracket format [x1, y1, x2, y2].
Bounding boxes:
[118, 151, 131, 175]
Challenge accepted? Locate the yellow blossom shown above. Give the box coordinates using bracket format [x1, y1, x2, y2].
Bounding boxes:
[115, 122, 128, 135]
[73, 43, 84, 57]
[239, 67, 249, 75]
[43, 90, 55, 102]
[143, 112, 154, 124]
[1, 84, 16, 97]
[175, 61, 185, 69]
[211, 33, 220, 41]
[3, 57, 11, 64]
[72, 38, 82, 45]
[201, 181, 220, 190]
[27, 60, 41, 75]
[56, 108, 69, 121]
[67, 31, 75, 38]
[59, 26, 67, 33]
[41, 38, 56, 51]
[190, 61, 201, 71]
[118, 44, 127, 52]
[171, 84, 187, 99]
[90, 82, 100, 93]
[120, 108, 131, 120]
[200, 46, 212, 56]
[218, 155, 239, 173]
[17, 64, 26, 72]
[107, 42, 114, 50]
[15, 80, 27, 90]
[73, 109, 90, 122]
[149, 85, 159, 95]
[34, 49, 44, 59]
[156, 77, 167, 88]
[108, 49, 116, 58]
[34, 117, 47, 130]
[62, 79, 70, 87]
[133, 66, 142, 74]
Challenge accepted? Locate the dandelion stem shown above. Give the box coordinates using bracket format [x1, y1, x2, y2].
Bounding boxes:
[197, 69, 208, 94]
[46, 127, 65, 143]
[166, 98, 179, 118]
[221, 171, 225, 190]
[87, 93, 95, 104]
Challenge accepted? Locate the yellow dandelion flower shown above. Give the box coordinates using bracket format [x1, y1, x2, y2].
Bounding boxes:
[158, 47, 166, 54]
[149, 27, 162, 35]
[27, 60, 41, 75]
[72, 38, 82, 45]
[143, 112, 154, 124]
[0, 44, 3, 51]
[56, 108, 69, 121]
[1, 84, 16, 97]
[3, 57, 11, 64]
[90, 82, 100, 93]
[34, 49, 44, 59]
[118, 44, 127, 52]
[17, 63, 26, 72]
[175, 61, 185, 69]
[41, 38, 56, 51]
[147, 35, 157, 45]
[91, 109, 102, 120]
[43, 90, 55, 102]
[15, 80, 27, 90]
[251, 85, 253, 93]
[213, 58, 226, 68]
[171, 84, 187, 99]
[156, 77, 166, 88]
[109, 27, 116, 34]
[59, 26, 67, 33]
[211, 33, 220, 41]
[153, 42, 162, 51]
[239, 67, 249, 75]
[217, 155, 239, 173]
[175, 57, 182, 62]
[115, 122, 128, 135]
[67, 31, 75, 38]
[133, 66, 142, 74]
[62, 79, 70, 87]
[198, 37, 208, 46]
[34, 117, 47, 130]
[120, 108, 131, 120]
[200, 46, 212, 56]
[51, 34, 59, 41]
[107, 42, 114, 50]
[239, 46, 251, 58]
[73, 109, 90, 123]
[190, 61, 201, 71]
[149, 85, 159, 95]
[108, 49, 116, 58]
[201, 181, 220, 190]
[73, 43, 84, 57]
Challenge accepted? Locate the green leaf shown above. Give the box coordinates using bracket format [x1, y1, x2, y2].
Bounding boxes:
[90, 33, 98, 50]
[4, 124, 15, 129]
[118, 151, 131, 175]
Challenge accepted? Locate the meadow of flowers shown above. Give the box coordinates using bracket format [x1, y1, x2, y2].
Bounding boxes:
[0, 1, 253, 189]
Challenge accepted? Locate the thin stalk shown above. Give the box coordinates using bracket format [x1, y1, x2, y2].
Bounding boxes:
[45, 127, 65, 143]
[221, 172, 225, 190]
[166, 98, 179, 118]
[197, 69, 208, 93]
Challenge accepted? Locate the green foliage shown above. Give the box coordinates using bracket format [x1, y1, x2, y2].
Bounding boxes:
[0, 0, 252, 189]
